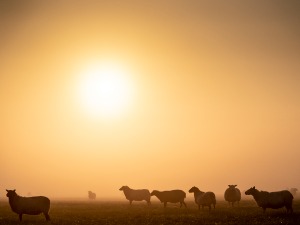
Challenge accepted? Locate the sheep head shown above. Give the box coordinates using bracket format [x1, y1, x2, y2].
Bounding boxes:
[188, 186, 200, 193]
[150, 190, 159, 196]
[6, 189, 17, 198]
[119, 186, 129, 191]
[245, 186, 256, 195]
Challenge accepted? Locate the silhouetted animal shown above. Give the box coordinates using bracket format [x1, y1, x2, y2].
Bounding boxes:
[119, 186, 151, 205]
[224, 185, 241, 207]
[189, 186, 216, 210]
[6, 189, 50, 221]
[150, 190, 186, 208]
[88, 191, 96, 200]
[245, 186, 293, 213]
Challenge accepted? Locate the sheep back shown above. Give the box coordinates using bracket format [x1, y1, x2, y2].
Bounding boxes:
[14, 196, 50, 215]
[151, 190, 186, 203]
[257, 191, 293, 209]
[119, 186, 151, 202]
[197, 191, 216, 206]
[127, 189, 151, 201]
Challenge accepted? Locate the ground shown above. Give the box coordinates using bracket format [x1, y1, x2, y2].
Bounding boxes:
[0, 199, 300, 225]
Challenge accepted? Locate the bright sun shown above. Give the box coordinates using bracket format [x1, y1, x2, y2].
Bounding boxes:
[78, 61, 134, 118]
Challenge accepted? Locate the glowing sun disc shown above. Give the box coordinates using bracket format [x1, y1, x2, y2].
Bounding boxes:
[78, 62, 133, 118]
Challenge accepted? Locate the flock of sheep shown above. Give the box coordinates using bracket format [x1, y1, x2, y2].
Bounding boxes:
[5, 185, 296, 222]
[118, 185, 238, 210]
[118, 185, 294, 214]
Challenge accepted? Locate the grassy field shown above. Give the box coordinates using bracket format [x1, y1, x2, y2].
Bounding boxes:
[0, 199, 300, 225]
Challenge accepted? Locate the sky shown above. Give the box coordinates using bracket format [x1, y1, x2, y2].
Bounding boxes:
[1, 0, 300, 200]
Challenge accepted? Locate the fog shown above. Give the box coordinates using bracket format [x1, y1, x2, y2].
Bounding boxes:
[0, 0, 299, 200]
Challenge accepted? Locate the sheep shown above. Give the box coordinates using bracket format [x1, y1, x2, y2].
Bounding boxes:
[245, 186, 293, 213]
[119, 186, 151, 205]
[224, 185, 241, 207]
[6, 189, 51, 221]
[150, 190, 187, 208]
[188, 186, 216, 211]
[88, 191, 96, 200]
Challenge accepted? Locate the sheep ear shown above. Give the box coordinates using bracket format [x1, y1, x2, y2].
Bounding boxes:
[234, 185, 237, 187]
[253, 186, 255, 189]
[6, 189, 8, 192]
[13, 189, 16, 192]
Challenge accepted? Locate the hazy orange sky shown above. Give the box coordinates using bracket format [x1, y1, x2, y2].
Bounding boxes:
[1, 0, 299, 199]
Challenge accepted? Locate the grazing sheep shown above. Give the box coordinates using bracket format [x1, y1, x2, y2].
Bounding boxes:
[245, 186, 293, 213]
[119, 186, 151, 205]
[150, 190, 187, 208]
[6, 189, 51, 221]
[88, 191, 96, 200]
[224, 185, 241, 207]
[189, 186, 216, 211]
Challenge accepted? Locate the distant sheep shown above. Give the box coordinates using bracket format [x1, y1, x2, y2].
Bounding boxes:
[245, 186, 293, 213]
[189, 186, 216, 210]
[150, 190, 186, 208]
[224, 185, 241, 207]
[88, 191, 96, 200]
[119, 186, 151, 205]
[6, 189, 50, 221]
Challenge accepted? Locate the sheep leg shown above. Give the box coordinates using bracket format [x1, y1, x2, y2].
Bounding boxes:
[286, 205, 293, 214]
[179, 201, 186, 208]
[19, 214, 22, 221]
[44, 212, 51, 221]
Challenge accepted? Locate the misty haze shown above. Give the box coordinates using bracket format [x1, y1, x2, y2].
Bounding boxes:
[0, 0, 299, 224]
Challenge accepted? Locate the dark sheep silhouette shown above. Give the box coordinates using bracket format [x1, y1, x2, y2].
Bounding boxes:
[88, 191, 96, 200]
[245, 186, 293, 213]
[119, 186, 151, 205]
[224, 185, 241, 207]
[150, 190, 186, 208]
[6, 189, 50, 221]
[189, 186, 216, 210]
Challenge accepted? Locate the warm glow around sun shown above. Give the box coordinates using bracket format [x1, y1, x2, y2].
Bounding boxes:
[78, 61, 134, 118]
